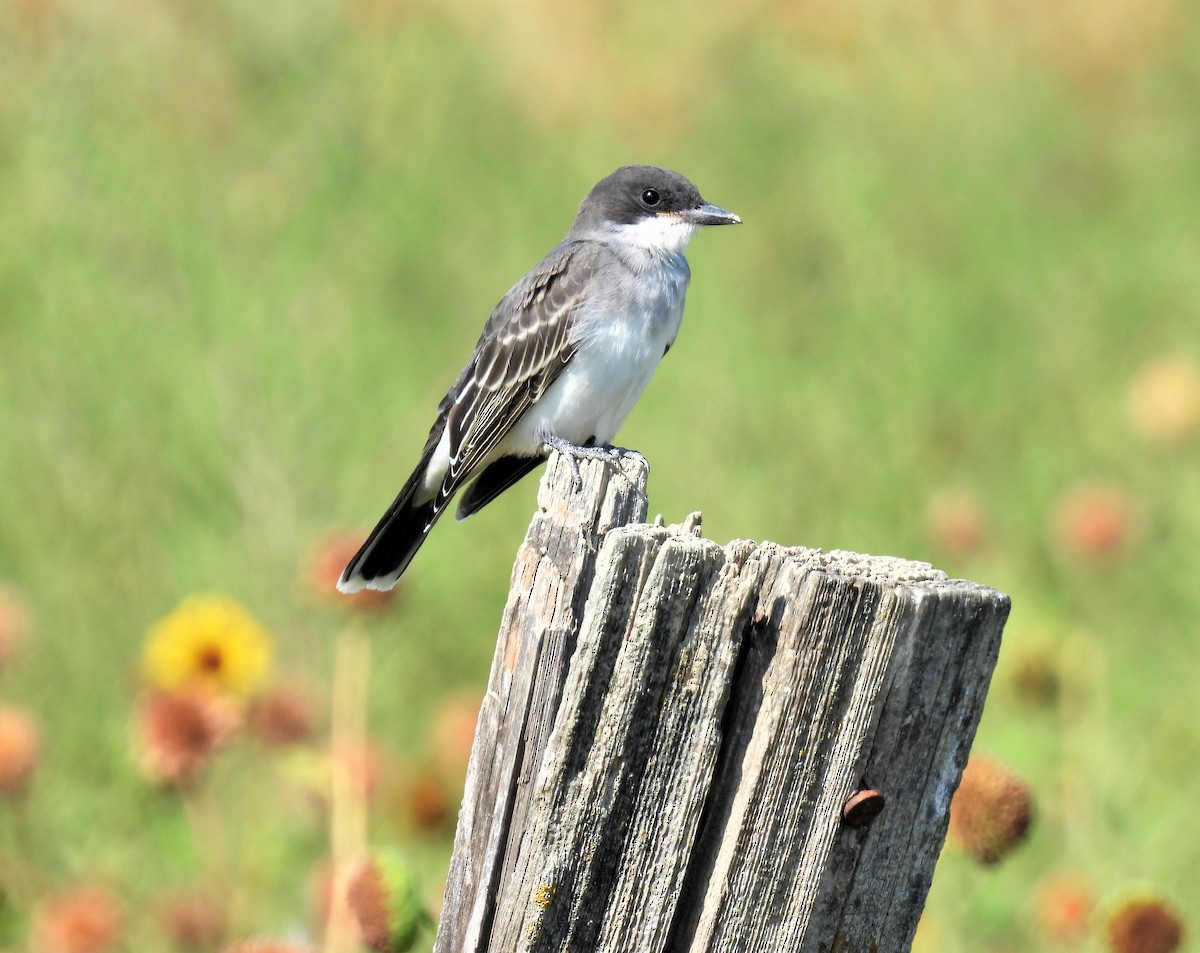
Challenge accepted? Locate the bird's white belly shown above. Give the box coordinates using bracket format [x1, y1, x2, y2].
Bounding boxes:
[531, 343, 659, 444]
[505, 296, 684, 453]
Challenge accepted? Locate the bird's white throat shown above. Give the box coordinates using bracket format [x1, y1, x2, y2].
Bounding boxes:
[606, 214, 698, 257]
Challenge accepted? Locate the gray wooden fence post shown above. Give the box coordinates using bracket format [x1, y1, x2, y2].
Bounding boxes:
[435, 451, 1009, 953]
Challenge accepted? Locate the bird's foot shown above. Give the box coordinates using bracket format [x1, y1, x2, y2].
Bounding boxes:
[542, 435, 646, 491]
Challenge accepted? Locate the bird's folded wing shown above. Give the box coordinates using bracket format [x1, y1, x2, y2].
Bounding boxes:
[436, 244, 596, 506]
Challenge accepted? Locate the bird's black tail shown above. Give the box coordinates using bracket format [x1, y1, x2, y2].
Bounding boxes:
[338, 442, 447, 593]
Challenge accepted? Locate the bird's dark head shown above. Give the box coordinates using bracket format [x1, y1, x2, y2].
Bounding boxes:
[571, 165, 740, 253]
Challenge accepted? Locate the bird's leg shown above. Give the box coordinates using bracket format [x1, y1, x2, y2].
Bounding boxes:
[542, 434, 644, 491]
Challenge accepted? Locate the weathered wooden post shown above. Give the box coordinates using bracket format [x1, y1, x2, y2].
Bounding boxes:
[435, 451, 1009, 953]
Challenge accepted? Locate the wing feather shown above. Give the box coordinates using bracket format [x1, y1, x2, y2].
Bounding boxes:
[434, 242, 595, 502]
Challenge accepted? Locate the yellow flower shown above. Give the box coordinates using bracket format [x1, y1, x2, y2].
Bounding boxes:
[143, 596, 272, 697]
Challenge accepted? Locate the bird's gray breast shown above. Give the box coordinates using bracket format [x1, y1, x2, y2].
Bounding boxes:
[530, 250, 689, 445]
[574, 251, 691, 356]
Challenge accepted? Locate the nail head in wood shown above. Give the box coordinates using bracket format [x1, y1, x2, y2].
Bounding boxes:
[842, 789, 887, 827]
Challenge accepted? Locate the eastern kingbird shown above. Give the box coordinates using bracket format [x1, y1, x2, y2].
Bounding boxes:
[338, 165, 740, 593]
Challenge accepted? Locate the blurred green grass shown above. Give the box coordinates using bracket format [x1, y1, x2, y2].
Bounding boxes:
[2, 0, 1199, 948]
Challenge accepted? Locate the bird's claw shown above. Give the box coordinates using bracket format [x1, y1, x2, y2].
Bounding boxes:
[543, 437, 642, 492]
[562, 451, 584, 491]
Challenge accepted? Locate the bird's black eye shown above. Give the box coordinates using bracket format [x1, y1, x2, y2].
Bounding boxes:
[641, 188, 661, 207]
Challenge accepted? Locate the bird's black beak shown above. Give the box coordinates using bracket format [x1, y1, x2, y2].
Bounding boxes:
[684, 202, 742, 226]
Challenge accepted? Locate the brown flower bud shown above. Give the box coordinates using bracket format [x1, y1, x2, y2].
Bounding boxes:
[948, 755, 1034, 864]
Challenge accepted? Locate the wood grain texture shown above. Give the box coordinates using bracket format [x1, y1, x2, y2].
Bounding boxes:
[434, 452, 648, 953]
[434, 451, 1009, 953]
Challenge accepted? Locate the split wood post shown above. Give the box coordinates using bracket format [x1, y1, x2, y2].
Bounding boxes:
[435, 450, 1009, 953]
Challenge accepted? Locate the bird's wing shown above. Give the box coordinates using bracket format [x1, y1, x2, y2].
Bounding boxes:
[430, 242, 596, 514]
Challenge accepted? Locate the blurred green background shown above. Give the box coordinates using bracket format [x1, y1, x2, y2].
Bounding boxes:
[2, 0, 1198, 949]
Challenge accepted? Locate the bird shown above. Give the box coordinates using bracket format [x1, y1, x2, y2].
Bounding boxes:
[337, 164, 740, 593]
